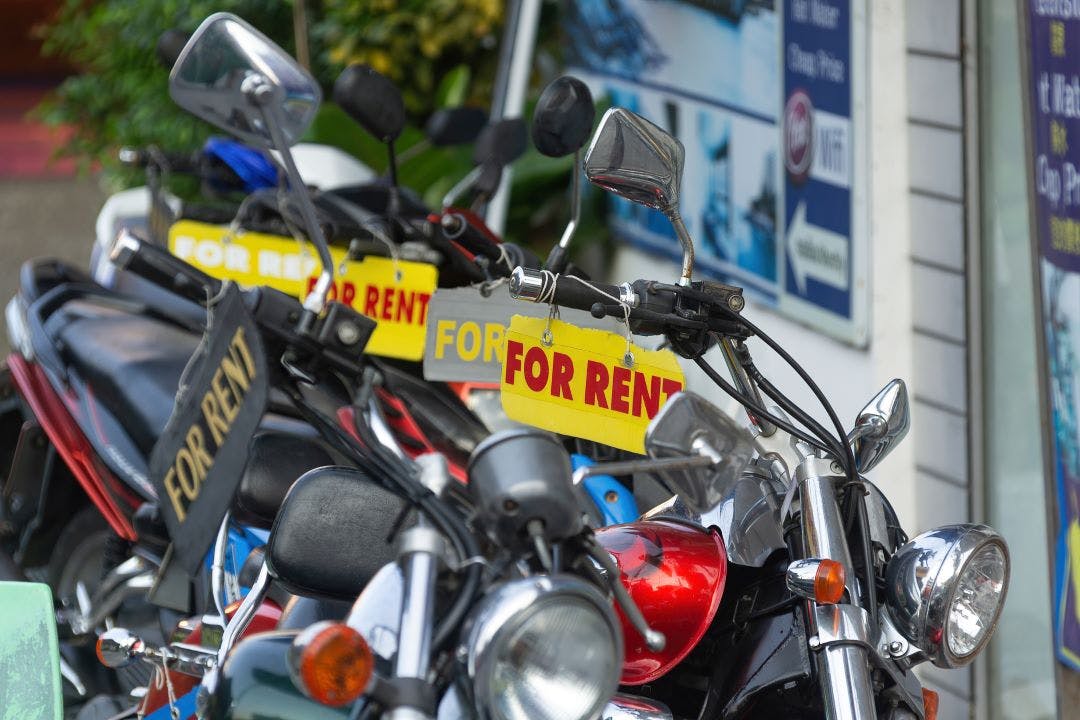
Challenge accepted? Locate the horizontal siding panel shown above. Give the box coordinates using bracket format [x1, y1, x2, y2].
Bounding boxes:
[909, 125, 964, 200]
[915, 664, 972, 701]
[912, 263, 966, 342]
[907, 55, 963, 127]
[913, 400, 968, 485]
[906, 0, 960, 56]
[915, 471, 970, 535]
[913, 334, 967, 414]
[910, 193, 965, 271]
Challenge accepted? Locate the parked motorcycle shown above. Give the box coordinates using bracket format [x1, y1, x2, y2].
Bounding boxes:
[501, 106, 1010, 718]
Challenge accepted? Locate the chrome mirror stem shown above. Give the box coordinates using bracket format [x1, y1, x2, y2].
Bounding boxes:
[556, 151, 582, 252]
[253, 89, 334, 328]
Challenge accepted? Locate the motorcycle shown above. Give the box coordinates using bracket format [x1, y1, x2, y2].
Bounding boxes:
[164, 103, 1012, 720]
[498, 106, 1009, 718]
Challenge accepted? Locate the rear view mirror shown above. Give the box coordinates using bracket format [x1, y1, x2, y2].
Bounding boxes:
[169, 13, 320, 148]
[849, 379, 910, 473]
[645, 392, 760, 512]
[584, 107, 682, 212]
[426, 107, 489, 147]
[532, 76, 595, 158]
[584, 108, 695, 284]
[333, 64, 406, 143]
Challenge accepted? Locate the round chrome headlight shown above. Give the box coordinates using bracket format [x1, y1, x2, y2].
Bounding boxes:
[884, 524, 1009, 668]
[460, 575, 622, 720]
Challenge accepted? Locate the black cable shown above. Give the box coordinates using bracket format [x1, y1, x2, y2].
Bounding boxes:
[693, 356, 832, 454]
[283, 383, 482, 651]
[713, 306, 880, 625]
[749, 366, 847, 461]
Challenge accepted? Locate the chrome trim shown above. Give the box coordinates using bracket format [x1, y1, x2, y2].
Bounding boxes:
[884, 523, 1009, 668]
[812, 604, 875, 652]
[601, 694, 673, 720]
[216, 561, 270, 667]
[394, 525, 442, 682]
[796, 456, 876, 720]
[5, 295, 32, 360]
[210, 512, 231, 622]
[846, 379, 910, 474]
[508, 266, 544, 302]
[460, 575, 622, 720]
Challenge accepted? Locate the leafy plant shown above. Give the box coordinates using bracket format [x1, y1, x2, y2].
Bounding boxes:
[315, 0, 503, 118]
[35, 0, 297, 189]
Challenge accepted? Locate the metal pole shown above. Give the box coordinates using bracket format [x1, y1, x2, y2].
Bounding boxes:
[485, 0, 542, 236]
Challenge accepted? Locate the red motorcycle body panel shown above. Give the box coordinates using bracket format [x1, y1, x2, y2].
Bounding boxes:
[595, 518, 727, 685]
[6, 354, 137, 539]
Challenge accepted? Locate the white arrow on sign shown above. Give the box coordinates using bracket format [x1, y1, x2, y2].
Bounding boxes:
[786, 201, 849, 295]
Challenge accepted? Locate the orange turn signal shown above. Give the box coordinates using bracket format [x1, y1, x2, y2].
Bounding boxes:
[922, 688, 939, 720]
[813, 559, 846, 605]
[296, 623, 374, 707]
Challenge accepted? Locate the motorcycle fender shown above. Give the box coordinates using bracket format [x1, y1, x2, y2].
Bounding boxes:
[205, 631, 350, 720]
[0, 582, 62, 719]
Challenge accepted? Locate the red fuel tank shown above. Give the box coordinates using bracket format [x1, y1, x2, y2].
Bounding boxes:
[595, 518, 727, 685]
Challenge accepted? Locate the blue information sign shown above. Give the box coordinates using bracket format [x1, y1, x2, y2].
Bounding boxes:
[564, 0, 867, 345]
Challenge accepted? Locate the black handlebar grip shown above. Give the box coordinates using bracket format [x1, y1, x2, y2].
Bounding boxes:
[509, 267, 621, 314]
[110, 230, 222, 305]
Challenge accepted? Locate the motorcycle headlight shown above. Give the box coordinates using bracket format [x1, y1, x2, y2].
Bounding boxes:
[884, 524, 1009, 668]
[460, 575, 622, 720]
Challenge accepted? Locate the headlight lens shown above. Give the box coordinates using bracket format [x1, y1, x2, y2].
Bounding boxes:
[945, 541, 1008, 657]
[884, 524, 1009, 668]
[462, 575, 622, 720]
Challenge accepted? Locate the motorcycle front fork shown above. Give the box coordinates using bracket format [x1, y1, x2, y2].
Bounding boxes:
[797, 457, 877, 720]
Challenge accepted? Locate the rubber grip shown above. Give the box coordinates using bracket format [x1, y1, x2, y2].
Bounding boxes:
[551, 275, 621, 312]
[111, 231, 222, 305]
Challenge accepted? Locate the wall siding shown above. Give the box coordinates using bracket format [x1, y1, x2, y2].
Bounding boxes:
[906, 0, 973, 716]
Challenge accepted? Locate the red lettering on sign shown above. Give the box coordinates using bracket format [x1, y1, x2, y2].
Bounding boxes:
[397, 291, 414, 323]
[584, 360, 609, 409]
[341, 282, 356, 307]
[417, 293, 431, 324]
[611, 366, 631, 414]
[661, 378, 683, 402]
[381, 287, 394, 320]
[364, 286, 379, 316]
[524, 346, 548, 393]
[633, 373, 661, 418]
[505, 340, 524, 384]
[551, 352, 574, 400]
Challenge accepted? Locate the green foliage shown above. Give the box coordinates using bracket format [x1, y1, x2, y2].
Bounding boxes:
[36, 0, 607, 258]
[315, 0, 503, 118]
[36, 0, 296, 189]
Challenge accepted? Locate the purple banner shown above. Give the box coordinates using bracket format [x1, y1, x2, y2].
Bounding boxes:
[1029, 2, 1080, 272]
[1027, 0, 1080, 669]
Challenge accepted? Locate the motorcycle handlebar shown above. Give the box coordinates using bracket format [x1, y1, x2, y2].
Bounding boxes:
[118, 147, 199, 174]
[110, 230, 223, 305]
[508, 266, 622, 314]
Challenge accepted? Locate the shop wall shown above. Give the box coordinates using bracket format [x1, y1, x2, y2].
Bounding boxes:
[609, 0, 918, 537]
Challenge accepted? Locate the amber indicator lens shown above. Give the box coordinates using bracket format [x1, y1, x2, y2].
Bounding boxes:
[922, 688, 939, 720]
[814, 559, 846, 605]
[298, 623, 374, 707]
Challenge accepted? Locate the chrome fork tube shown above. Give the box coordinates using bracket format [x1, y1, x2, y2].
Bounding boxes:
[386, 523, 443, 720]
[796, 457, 876, 720]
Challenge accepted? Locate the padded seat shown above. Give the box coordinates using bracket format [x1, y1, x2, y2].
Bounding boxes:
[48, 299, 200, 455]
[232, 431, 334, 530]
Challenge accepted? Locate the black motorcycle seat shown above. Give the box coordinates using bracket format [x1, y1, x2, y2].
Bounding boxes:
[267, 466, 410, 600]
[232, 431, 334, 530]
[49, 298, 200, 455]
